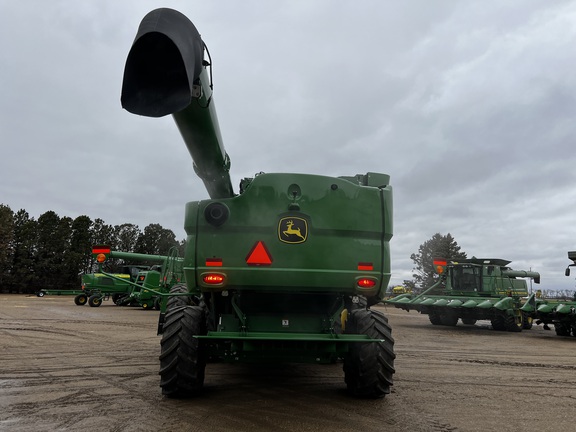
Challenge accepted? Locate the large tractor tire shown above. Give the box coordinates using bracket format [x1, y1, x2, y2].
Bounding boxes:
[88, 295, 102, 307]
[343, 309, 395, 398]
[333, 295, 370, 335]
[74, 294, 88, 306]
[166, 283, 192, 310]
[159, 305, 207, 398]
[157, 284, 195, 336]
[461, 317, 477, 325]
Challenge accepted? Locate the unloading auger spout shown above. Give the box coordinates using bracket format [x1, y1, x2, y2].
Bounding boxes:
[120, 8, 234, 199]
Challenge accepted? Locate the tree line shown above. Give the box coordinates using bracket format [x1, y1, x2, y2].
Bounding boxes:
[0, 204, 184, 294]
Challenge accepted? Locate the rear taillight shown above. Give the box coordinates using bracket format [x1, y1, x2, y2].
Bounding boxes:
[357, 278, 376, 288]
[203, 274, 225, 285]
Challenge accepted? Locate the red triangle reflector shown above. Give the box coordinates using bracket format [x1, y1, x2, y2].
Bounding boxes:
[246, 241, 272, 266]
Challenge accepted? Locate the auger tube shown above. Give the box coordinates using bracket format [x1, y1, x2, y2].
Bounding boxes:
[502, 270, 540, 284]
[109, 251, 169, 263]
[120, 8, 234, 199]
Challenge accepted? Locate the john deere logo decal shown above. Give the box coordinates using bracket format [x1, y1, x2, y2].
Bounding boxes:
[279, 217, 307, 244]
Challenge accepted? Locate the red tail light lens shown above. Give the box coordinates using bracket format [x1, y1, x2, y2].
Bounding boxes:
[357, 278, 376, 288]
[203, 274, 225, 284]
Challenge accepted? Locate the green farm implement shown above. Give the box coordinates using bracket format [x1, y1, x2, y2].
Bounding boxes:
[120, 8, 395, 398]
[36, 263, 148, 306]
[386, 257, 540, 332]
[38, 246, 184, 309]
[521, 251, 576, 337]
[88, 245, 184, 309]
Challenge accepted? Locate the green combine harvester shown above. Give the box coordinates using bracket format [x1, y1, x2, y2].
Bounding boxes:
[120, 8, 395, 398]
[521, 251, 576, 337]
[386, 257, 540, 332]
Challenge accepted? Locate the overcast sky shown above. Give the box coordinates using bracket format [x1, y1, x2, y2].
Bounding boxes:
[1, 0, 576, 290]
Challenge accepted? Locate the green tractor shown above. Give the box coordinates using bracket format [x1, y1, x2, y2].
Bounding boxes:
[88, 245, 184, 310]
[521, 251, 576, 337]
[120, 8, 395, 398]
[386, 257, 540, 332]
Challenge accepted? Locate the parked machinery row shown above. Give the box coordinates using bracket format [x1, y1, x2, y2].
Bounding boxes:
[385, 252, 576, 338]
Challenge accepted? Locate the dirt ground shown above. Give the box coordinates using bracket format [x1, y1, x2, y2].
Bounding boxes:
[0, 294, 574, 432]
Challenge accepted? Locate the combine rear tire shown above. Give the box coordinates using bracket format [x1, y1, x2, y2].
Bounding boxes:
[461, 318, 477, 325]
[159, 305, 207, 398]
[167, 284, 192, 309]
[343, 309, 395, 398]
[88, 295, 102, 307]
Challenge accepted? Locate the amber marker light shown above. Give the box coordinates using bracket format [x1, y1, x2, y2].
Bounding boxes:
[96, 253, 107, 263]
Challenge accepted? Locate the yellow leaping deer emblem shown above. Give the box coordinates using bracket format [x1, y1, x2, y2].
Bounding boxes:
[283, 220, 305, 240]
[278, 217, 307, 243]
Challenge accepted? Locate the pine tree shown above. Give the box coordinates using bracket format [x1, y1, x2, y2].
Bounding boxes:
[407, 233, 467, 292]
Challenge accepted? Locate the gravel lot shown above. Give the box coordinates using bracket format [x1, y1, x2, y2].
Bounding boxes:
[0, 294, 574, 432]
